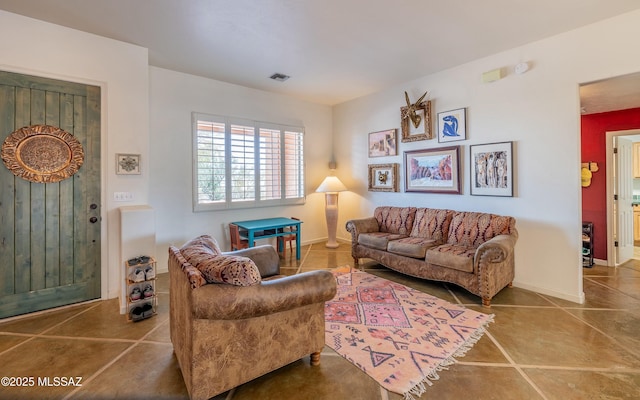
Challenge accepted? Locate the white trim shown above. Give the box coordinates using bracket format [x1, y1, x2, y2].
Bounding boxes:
[513, 281, 585, 305]
[605, 129, 640, 267]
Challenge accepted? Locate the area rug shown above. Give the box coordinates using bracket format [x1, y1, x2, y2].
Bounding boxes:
[324, 268, 494, 400]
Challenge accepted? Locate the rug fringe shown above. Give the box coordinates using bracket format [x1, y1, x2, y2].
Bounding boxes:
[402, 315, 495, 400]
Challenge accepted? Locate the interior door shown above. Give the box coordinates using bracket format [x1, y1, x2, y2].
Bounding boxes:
[615, 136, 634, 265]
[0, 71, 101, 318]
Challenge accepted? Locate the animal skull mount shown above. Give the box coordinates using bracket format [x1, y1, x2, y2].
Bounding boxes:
[402, 91, 428, 129]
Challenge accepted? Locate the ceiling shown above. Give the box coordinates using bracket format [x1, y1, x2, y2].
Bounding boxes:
[1, 0, 640, 108]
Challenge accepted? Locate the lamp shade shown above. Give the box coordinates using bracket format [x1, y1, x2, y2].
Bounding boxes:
[315, 176, 347, 193]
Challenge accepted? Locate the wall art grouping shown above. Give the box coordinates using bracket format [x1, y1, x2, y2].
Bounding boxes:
[367, 94, 513, 196]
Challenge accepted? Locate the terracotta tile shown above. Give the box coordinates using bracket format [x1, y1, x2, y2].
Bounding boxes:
[566, 308, 640, 358]
[588, 276, 640, 300]
[486, 306, 640, 368]
[410, 364, 543, 400]
[548, 278, 640, 309]
[524, 368, 640, 400]
[232, 352, 383, 400]
[0, 334, 31, 353]
[71, 342, 188, 399]
[0, 337, 131, 400]
[45, 298, 164, 340]
[0, 302, 96, 334]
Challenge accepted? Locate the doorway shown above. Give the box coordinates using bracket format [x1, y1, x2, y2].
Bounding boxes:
[605, 131, 640, 266]
[580, 72, 640, 267]
[0, 70, 101, 318]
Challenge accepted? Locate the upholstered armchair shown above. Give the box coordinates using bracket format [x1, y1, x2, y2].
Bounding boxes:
[169, 236, 337, 400]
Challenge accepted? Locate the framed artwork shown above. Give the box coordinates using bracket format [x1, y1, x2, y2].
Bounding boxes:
[404, 146, 461, 194]
[401, 100, 432, 142]
[368, 163, 399, 192]
[368, 129, 397, 157]
[470, 141, 513, 197]
[438, 108, 466, 143]
[116, 153, 141, 175]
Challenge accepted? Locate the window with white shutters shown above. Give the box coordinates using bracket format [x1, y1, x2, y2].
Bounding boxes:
[193, 113, 305, 211]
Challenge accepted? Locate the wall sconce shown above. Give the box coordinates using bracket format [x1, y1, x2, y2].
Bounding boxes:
[581, 162, 599, 187]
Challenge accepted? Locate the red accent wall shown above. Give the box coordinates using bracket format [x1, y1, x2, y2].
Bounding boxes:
[581, 107, 640, 261]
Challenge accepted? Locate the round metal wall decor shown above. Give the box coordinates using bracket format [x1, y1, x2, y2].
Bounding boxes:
[1, 124, 84, 183]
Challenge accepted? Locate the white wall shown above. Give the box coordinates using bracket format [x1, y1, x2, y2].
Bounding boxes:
[0, 11, 149, 300]
[149, 67, 333, 271]
[333, 10, 640, 304]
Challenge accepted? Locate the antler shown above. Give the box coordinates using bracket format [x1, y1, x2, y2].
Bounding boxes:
[404, 91, 412, 107]
[414, 91, 428, 105]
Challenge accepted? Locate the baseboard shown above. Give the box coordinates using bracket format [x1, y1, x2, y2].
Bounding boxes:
[512, 281, 585, 305]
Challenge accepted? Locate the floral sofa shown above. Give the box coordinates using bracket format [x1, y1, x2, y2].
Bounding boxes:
[169, 235, 337, 400]
[346, 206, 517, 307]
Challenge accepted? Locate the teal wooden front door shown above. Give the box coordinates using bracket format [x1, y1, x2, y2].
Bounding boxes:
[0, 71, 101, 318]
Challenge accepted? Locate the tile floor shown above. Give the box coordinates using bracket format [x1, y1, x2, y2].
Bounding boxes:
[1, 243, 639, 400]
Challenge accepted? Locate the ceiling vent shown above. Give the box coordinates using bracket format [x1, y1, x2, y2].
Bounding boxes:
[270, 73, 290, 82]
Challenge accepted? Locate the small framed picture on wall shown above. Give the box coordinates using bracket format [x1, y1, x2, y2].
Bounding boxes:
[437, 108, 466, 143]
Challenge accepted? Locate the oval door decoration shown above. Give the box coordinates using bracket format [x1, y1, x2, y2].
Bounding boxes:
[1, 124, 84, 183]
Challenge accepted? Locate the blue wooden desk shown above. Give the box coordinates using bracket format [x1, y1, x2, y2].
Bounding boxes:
[231, 217, 302, 259]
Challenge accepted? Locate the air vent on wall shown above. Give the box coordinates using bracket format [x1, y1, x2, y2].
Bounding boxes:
[270, 73, 290, 82]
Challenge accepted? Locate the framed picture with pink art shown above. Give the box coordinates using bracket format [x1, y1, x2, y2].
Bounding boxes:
[368, 129, 397, 157]
[404, 146, 461, 194]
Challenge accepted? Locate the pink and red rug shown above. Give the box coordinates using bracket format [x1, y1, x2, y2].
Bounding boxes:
[325, 268, 494, 400]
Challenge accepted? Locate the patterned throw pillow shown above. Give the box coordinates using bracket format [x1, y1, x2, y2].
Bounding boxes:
[196, 254, 262, 286]
[179, 235, 261, 286]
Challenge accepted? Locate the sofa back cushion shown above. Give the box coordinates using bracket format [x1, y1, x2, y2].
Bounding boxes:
[410, 208, 453, 242]
[447, 212, 516, 247]
[374, 206, 417, 234]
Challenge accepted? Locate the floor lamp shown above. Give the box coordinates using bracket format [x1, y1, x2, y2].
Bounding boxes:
[316, 176, 347, 248]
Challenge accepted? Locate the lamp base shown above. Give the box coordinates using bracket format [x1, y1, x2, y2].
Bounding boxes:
[325, 241, 340, 249]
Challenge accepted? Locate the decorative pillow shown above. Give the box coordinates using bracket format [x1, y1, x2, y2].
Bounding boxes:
[179, 235, 222, 273]
[197, 255, 261, 286]
[183, 264, 207, 289]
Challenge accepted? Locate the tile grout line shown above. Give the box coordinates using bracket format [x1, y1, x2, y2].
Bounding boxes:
[585, 276, 640, 301]
[483, 330, 550, 400]
[0, 302, 103, 357]
[63, 315, 172, 400]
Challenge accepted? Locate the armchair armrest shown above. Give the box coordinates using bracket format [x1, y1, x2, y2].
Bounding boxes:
[345, 217, 379, 241]
[222, 245, 280, 278]
[191, 270, 337, 320]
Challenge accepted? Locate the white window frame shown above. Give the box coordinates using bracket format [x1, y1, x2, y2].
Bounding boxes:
[192, 112, 305, 212]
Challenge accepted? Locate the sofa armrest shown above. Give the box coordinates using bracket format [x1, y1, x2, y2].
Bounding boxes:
[345, 217, 379, 241]
[191, 270, 337, 320]
[222, 245, 280, 278]
[475, 234, 517, 265]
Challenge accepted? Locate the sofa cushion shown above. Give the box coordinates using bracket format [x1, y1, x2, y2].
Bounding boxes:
[387, 237, 439, 258]
[196, 254, 262, 286]
[358, 232, 407, 250]
[425, 244, 475, 273]
[374, 206, 417, 234]
[410, 208, 453, 241]
[447, 212, 516, 247]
